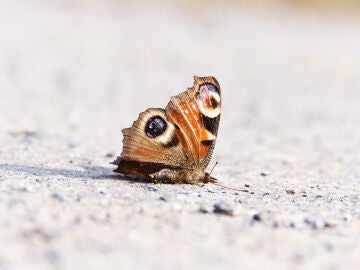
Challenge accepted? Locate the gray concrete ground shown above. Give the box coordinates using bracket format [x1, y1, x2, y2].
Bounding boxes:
[0, 1, 359, 269]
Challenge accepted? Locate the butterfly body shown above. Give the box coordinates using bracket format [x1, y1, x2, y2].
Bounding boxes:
[112, 76, 221, 184]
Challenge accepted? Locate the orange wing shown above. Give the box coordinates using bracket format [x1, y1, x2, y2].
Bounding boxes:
[113, 76, 221, 176]
[165, 76, 221, 169]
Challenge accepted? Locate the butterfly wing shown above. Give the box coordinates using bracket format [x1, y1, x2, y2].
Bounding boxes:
[165, 76, 221, 170]
[113, 76, 221, 178]
[112, 108, 188, 177]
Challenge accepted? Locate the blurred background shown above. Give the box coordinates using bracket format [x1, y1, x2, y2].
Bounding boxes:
[2, 0, 360, 168]
[1, 1, 360, 270]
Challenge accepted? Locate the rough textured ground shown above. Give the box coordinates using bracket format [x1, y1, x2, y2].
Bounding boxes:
[0, 1, 359, 270]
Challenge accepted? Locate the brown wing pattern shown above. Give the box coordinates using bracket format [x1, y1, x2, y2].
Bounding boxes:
[165, 76, 221, 170]
[113, 76, 221, 177]
[116, 108, 188, 168]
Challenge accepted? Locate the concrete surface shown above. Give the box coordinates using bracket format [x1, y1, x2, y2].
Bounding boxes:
[0, 1, 359, 269]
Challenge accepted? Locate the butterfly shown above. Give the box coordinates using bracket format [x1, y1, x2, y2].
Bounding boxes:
[112, 76, 221, 184]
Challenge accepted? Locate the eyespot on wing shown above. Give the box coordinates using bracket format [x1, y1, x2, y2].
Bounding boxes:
[196, 83, 221, 118]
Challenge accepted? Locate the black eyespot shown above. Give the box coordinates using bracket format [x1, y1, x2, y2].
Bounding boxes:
[210, 96, 219, 109]
[145, 116, 167, 138]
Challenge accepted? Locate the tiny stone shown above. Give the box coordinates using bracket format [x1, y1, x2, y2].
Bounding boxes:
[260, 172, 268, 176]
[288, 222, 296, 228]
[252, 212, 262, 222]
[213, 201, 234, 216]
[304, 217, 323, 229]
[105, 152, 114, 158]
[286, 189, 296, 195]
[9, 130, 37, 138]
[244, 184, 250, 188]
[199, 205, 211, 213]
[324, 222, 336, 229]
[147, 186, 159, 192]
[51, 193, 64, 202]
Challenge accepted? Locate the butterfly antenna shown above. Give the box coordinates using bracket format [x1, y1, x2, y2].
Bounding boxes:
[209, 161, 218, 176]
[211, 182, 248, 192]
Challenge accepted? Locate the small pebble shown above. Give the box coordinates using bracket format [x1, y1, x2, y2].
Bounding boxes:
[288, 222, 296, 228]
[324, 222, 336, 229]
[304, 217, 327, 229]
[9, 130, 37, 138]
[147, 186, 159, 192]
[51, 193, 64, 202]
[251, 212, 262, 222]
[286, 189, 296, 195]
[213, 201, 234, 216]
[199, 205, 212, 213]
